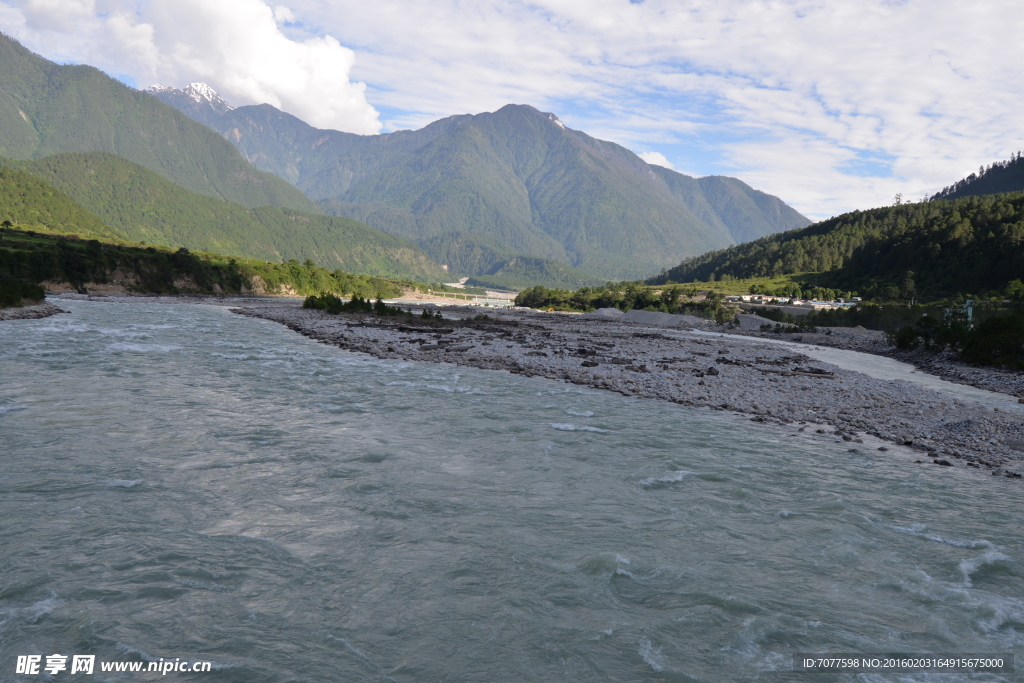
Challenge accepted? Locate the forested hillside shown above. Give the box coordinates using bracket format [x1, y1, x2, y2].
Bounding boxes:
[0, 33, 317, 212]
[0, 167, 118, 240]
[0, 227, 411, 299]
[931, 152, 1024, 201]
[650, 193, 1024, 299]
[0, 156, 448, 280]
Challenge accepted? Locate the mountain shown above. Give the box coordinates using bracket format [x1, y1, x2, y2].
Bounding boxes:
[0, 167, 116, 239]
[149, 87, 810, 281]
[649, 192, 1024, 300]
[0, 153, 448, 280]
[464, 256, 605, 291]
[930, 151, 1024, 201]
[0, 33, 318, 212]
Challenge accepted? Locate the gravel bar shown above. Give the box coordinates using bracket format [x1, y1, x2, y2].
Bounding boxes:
[233, 303, 1024, 481]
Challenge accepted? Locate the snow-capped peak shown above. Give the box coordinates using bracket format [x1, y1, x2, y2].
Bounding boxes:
[182, 83, 233, 109]
[146, 84, 174, 93]
[546, 112, 566, 130]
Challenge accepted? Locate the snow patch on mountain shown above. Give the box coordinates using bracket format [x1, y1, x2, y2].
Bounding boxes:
[145, 83, 234, 111]
[183, 83, 232, 108]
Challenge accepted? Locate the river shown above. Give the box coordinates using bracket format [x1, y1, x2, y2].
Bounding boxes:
[2, 301, 1022, 681]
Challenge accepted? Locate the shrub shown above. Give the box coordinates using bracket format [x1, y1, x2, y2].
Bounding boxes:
[0, 280, 45, 308]
[961, 314, 1024, 369]
[303, 293, 410, 316]
[886, 325, 921, 350]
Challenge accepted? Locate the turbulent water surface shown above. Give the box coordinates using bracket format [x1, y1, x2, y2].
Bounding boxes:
[2, 301, 1023, 682]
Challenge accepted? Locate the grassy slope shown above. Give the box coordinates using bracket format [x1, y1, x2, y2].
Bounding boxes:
[0, 33, 318, 213]
[0, 153, 448, 281]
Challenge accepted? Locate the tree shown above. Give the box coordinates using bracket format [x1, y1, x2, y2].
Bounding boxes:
[1006, 279, 1024, 301]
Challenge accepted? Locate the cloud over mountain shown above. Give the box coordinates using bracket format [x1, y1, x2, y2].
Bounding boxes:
[1, 0, 381, 134]
[4, 0, 1024, 219]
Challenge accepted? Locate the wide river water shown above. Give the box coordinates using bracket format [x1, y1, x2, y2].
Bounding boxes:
[2, 301, 1023, 681]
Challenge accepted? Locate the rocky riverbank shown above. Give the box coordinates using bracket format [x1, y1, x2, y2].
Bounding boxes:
[0, 301, 67, 321]
[723, 315, 1024, 399]
[233, 302, 1024, 480]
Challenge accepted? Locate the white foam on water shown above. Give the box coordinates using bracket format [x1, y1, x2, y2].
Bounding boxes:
[565, 409, 594, 417]
[106, 479, 142, 488]
[927, 535, 996, 549]
[638, 637, 666, 672]
[891, 522, 997, 550]
[10, 595, 63, 624]
[640, 470, 693, 487]
[107, 342, 181, 353]
[210, 352, 250, 360]
[115, 642, 158, 662]
[958, 548, 1010, 587]
[616, 566, 661, 581]
[549, 423, 609, 433]
[0, 405, 28, 415]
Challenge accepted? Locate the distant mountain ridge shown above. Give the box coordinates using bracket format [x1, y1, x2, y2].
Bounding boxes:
[149, 85, 811, 281]
[0, 33, 317, 213]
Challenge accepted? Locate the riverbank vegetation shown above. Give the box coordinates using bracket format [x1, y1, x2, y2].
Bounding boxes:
[0, 226, 413, 300]
[0, 279, 44, 308]
[514, 282, 740, 323]
[302, 294, 414, 317]
[886, 311, 1024, 370]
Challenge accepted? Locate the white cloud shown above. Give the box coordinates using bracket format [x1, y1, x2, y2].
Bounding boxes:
[0, 0, 381, 134]
[3, 0, 1024, 217]
[637, 152, 674, 170]
[272, 5, 295, 24]
[286, 0, 1024, 218]
[19, 0, 93, 32]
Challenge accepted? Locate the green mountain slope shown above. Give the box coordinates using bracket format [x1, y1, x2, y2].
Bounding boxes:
[0, 33, 317, 213]
[0, 167, 117, 239]
[146, 87, 461, 192]
[650, 193, 1024, 299]
[0, 153, 447, 280]
[465, 257, 605, 290]
[930, 151, 1024, 201]
[150, 88, 811, 281]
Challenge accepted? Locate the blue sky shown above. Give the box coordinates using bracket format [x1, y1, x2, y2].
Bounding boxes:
[2, 0, 1023, 220]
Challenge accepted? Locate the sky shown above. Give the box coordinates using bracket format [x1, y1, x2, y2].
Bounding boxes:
[1, 0, 1023, 220]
